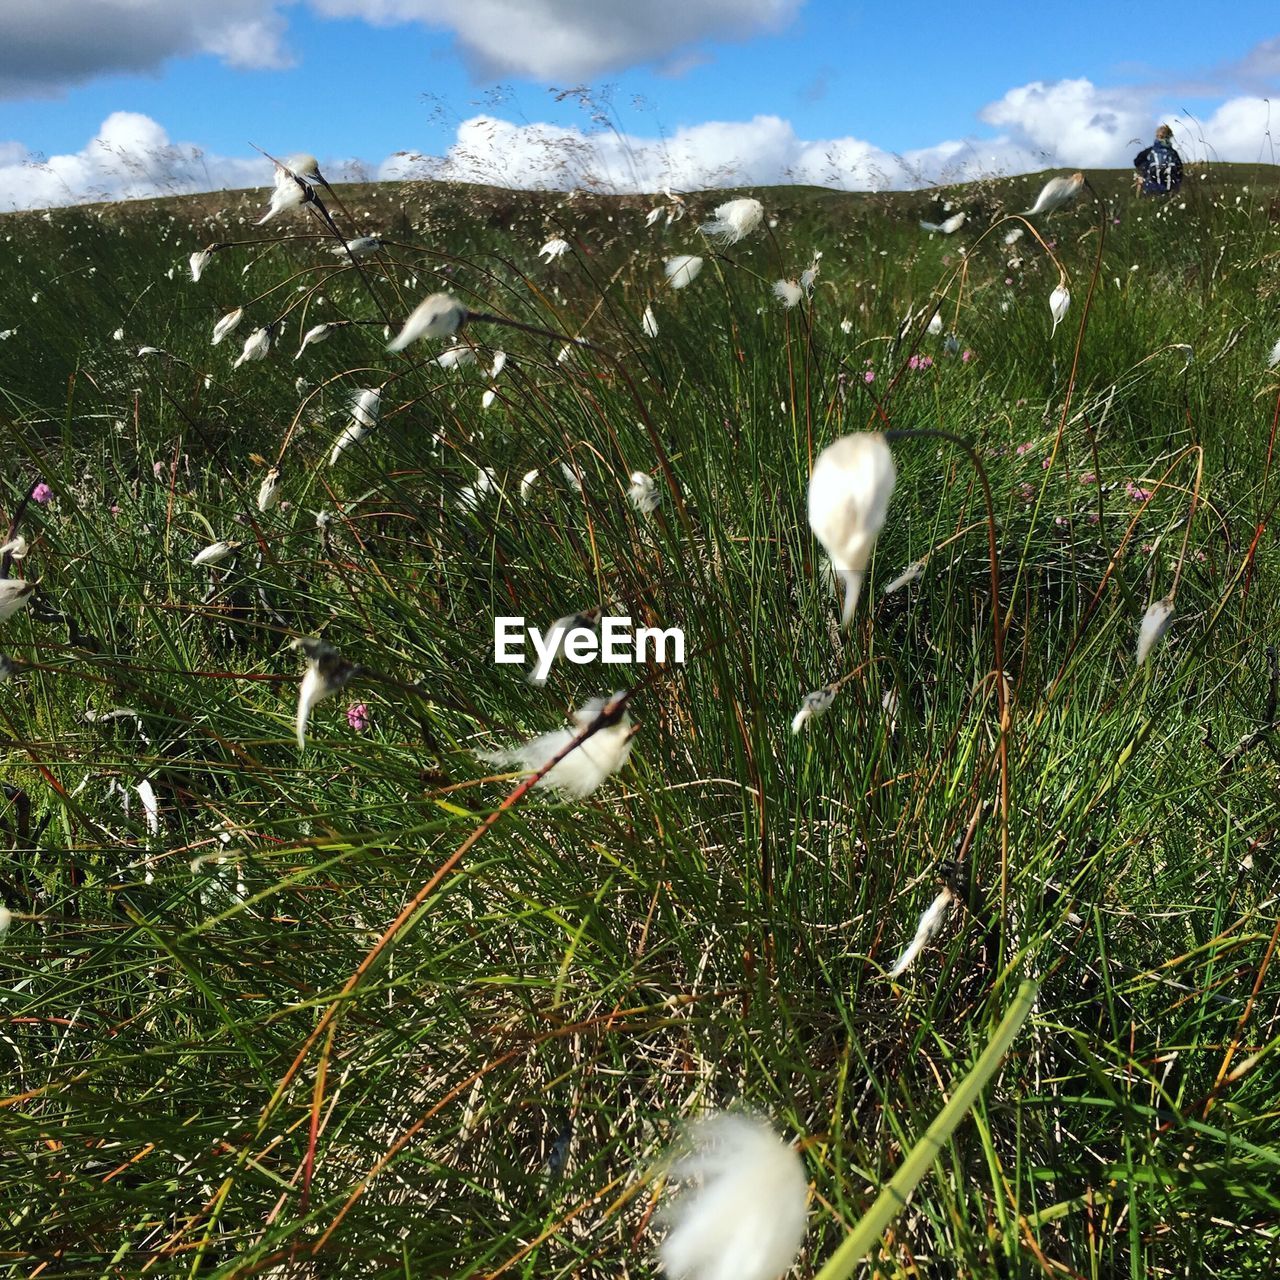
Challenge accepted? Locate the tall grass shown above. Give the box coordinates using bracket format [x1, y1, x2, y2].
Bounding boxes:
[2, 161, 1279, 1277]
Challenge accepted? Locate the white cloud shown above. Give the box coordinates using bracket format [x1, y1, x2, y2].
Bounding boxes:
[979, 78, 1152, 167]
[1171, 96, 1280, 165]
[309, 0, 800, 79]
[0, 112, 268, 211]
[380, 112, 1045, 194]
[0, 0, 290, 98]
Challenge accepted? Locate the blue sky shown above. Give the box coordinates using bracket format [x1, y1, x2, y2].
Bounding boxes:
[0, 1, 1277, 207]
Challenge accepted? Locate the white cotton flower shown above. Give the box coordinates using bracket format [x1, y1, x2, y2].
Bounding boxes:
[292, 637, 355, 749]
[791, 686, 835, 735]
[295, 323, 334, 358]
[211, 307, 243, 346]
[136, 779, 160, 836]
[351, 387, 381, 430]
[773, 280, 803, 308]
[1003, 227, 1024, 246]
[887, 887, 955, 979]
[1022, 172, 1084, 216]
[658, 1112, 808, 1280]
[539, 237, 571, 262]
[1049, 284, 1070, 335]
[628, 470, 659, 514]
[808, 433, 897, 628]
[329, 389, 381, 466]
[233, 326, 271, 368]
[520, 469, 540, 501]
[189, 249, 213, 282]
[642, 305, 660, 338]
[491, 349, 507, 378]
[1136, 596, 1174, 667]
[387, 293, 467, 352]
[0, 535, 29, 561]
[883, 560, 925, 594]
[665, 255, 704, 290]
[479, 694, 636, 798]
[1268, 336, 1280, 369]
[257, 466, 281, 512]
[0, 579, 35, 623]
[285, 153, 322, 184]
[560, 462, 584, 492]
[329, 422, 367, 465]
[332, 235, 382, 258]
[927, 310, 943, 335]
[257, 165, 309, 224]
[456, 467, 498, 511]
[112, 327, 124, 341]
[436, 342, 478, 370]
[192, 539, 241, 567]
[839, 318, 853, 334]
[700, 197, 765, 245]
[481, 388, 497, 409]
[800, 251, 822, 293]
[920, 212, 966, 234]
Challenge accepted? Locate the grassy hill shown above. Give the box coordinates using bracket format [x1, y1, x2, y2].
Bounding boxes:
[2, 162, 1279, 1276]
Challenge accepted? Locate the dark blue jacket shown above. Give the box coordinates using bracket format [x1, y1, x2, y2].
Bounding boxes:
[1134, 140, 1183, 194]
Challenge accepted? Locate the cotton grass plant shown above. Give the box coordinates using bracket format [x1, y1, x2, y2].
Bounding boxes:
[1, 149, 1278, 1277]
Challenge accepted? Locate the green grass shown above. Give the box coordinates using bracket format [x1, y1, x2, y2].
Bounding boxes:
[1, 160, 1279, 1277]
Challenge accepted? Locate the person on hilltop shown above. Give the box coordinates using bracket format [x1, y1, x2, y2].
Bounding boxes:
[1134, 124, 1183, 195]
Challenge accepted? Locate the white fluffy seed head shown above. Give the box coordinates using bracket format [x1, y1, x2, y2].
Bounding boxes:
[628, 470, 659, 514]
[699, 197, 764, 245]
[1136, 597, 1175, 667]
[211, 308, 243, 346]
[773, 280, 803, 308]
[1049, 284, 1071, 334]
[192, 539, 240, 567]
[387, 293, 467, 351]
[0, 579, 35, 623]
[808, 433, 897, 627]
[257, 467, 281, 512]
[665, 255, 704, 290]
[1023, 172, 1084, 216]
[539, 237, 571, 262]
[791, 686, 836, 735]
[233, 327, 271, 368]
[658, 1112, 808, 1280]
[189, 249, 212, 282]
[478, 694, 634, 798]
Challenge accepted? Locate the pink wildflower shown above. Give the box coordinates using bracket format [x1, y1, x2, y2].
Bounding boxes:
[863, 370, 875, 383]
[1018, 483, 1036, 502]
[1125, 481, 1152, 502]
[1079, 472, 1096, 485]
[347, 702, 371, 732]
[961, 349, 973, 363]
[1042, 457, 1052, 469]
[32, 482, 53, 504]
[1016, 441, 1035, 456]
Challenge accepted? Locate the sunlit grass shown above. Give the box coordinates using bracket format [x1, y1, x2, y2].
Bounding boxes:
[2, 162, 1279, 1277]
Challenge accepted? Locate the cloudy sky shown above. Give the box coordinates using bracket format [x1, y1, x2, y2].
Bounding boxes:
[0, 0, 1277, 209]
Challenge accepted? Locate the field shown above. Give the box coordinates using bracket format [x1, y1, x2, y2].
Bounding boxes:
[2, 160, 1279, 1277]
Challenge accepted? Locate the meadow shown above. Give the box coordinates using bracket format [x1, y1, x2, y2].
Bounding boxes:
[1, 157, 1279, 1277]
